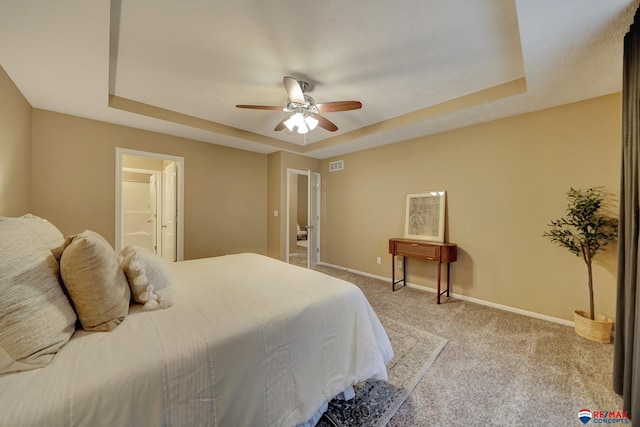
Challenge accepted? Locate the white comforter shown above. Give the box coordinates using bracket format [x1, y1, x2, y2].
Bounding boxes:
[0, 253, 393, 427]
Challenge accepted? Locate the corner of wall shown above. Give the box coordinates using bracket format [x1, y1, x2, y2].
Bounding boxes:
[0, 65, 32, 216]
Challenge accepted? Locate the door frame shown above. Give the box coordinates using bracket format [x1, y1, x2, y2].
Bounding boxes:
[286, 168, 321, 266]
[115, 148, 185, 261]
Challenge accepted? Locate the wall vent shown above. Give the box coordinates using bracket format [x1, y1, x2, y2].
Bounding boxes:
[329, 160, 344, 172]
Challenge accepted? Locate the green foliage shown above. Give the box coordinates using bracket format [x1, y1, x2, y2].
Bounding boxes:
[543, 188, 618, 262]
[543, 187, 618, 320]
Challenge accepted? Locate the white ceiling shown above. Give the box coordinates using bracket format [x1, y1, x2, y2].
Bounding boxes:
[0, 0, 637, 159]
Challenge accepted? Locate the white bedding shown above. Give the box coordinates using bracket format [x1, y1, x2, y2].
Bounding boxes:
[0, 253, 393, 426]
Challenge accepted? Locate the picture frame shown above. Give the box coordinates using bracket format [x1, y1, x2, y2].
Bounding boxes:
[404, 191, 446, 242]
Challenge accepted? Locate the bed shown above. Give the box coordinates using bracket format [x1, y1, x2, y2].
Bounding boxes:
[0, 215, 393, 427]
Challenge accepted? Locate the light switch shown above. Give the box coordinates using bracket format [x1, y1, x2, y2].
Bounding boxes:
[273, 210, 278, 217]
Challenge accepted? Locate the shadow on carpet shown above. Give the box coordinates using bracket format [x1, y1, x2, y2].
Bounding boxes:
[316, 317, 447, 427]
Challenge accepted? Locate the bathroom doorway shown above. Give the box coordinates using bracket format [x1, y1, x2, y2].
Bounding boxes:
[115, 148, 184, 261]
[121, 167, 160, 252]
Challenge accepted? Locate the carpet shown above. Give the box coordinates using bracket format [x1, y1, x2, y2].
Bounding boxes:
[315, 316, 448, 427]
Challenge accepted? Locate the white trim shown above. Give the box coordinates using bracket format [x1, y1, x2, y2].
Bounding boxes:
[115, 148, 185, 261]
[318, 261, 575, 327]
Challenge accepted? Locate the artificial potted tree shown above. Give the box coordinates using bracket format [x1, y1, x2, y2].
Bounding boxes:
[543, 187, 618, 343]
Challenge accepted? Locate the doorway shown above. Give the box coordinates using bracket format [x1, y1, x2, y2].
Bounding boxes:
[286, 169, 321, 269]
[121, 167, 161, 252]
[115, 148, 184, 261]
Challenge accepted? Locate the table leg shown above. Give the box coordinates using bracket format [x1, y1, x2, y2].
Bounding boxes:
[391, 255, 395, 291]
[436, 261, 442, 304]
[392, 254, 406, 292]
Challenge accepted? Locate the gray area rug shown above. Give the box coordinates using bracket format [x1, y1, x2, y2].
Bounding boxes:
[315, 316, 447, 427]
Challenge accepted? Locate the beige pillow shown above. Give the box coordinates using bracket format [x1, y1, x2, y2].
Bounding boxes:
[0, 217, 77, 374]
[18, 214, 66, 261]
[120, 245, 174, 310]
[60, 230, 131, 332]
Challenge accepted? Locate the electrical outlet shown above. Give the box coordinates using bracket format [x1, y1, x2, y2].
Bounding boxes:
[397, 260, 403, 269]
[376, 256, 382, 264]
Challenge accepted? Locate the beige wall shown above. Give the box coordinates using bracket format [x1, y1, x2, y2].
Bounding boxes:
[31, 109, 267, 260]
[320, 94, 621, 322]
[1, 65, 622, 321]
[266, 151, 320, 260]
[267, 151, 282, 259]
[0, 65, 31, 216]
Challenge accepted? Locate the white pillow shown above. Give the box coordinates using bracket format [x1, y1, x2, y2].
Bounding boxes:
[60, 230, 131, 331]
[120, 245, 174, 311]
[0, 216, 77, 374]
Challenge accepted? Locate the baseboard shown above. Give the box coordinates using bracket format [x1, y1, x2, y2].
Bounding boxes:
[318, 262, 574, 328]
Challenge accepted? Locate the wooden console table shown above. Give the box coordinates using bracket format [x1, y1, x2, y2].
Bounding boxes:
[389, 238, 458, 304]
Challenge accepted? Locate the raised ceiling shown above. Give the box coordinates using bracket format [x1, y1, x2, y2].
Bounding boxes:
[0, 0, 637, 159]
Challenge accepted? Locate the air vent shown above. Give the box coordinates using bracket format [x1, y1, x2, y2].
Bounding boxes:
[329, 160, 344, 172]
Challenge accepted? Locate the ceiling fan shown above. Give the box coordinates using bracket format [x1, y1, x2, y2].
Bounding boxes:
[236, 76, 362, 135]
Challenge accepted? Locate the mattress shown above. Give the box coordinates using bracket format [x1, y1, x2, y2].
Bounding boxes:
[0, 253, 393, 426]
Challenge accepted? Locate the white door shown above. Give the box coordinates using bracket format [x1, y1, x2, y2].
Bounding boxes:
[161, 162, 177, 262]
[307, 171, 321, 269]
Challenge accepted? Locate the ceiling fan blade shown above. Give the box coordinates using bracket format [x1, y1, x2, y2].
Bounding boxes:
[274, 118, 287, 131]
[283, 76, 305, 104]
[236, 104, 284, 110]
[315, 101, 362, 113]
[316, 114, 338, 132]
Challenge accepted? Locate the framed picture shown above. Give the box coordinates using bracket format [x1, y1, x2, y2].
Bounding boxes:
[404, 191, 446, 242]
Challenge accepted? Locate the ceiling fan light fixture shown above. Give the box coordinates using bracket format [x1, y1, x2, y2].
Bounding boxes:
[292, 112, 305, 127]
[305, 115, 318, 131]
[237, 76, 360, 135]
[297, 123, 309, 134]
[284, 112, 311, 134]
[284, 115, 297, 132]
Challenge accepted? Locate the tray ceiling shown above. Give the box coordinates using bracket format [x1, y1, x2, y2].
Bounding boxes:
[0, 0, 637, 158]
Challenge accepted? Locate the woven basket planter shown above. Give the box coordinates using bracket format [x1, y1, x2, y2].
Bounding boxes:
[573, 310, 613, 344]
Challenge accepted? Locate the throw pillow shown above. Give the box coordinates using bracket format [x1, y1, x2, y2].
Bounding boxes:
[60, 230, 131, 331]
[0, 217, 77, 374]
[120, 245, 174, 311]
[18, 214, 66, 261]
